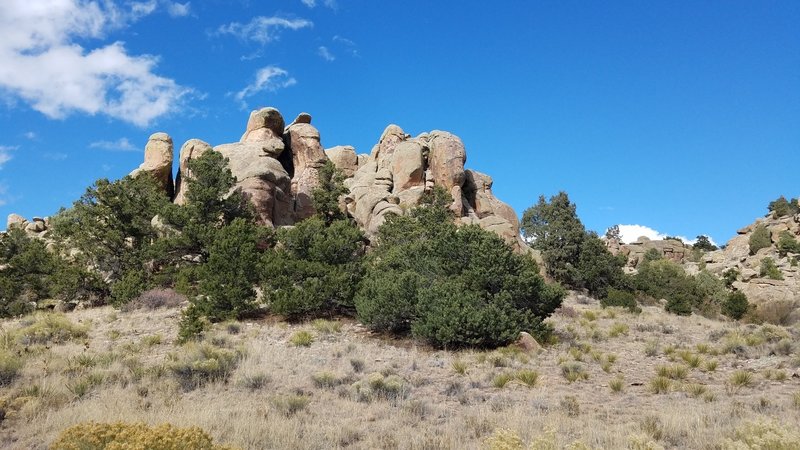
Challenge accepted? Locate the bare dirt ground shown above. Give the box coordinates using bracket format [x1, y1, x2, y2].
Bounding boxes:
[1, 293, 798, 449]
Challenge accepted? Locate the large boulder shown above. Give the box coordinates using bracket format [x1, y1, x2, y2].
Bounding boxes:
[215, 142, 293, 227]
[130, 132, 174, 198]
[427, 131, 467, 214]
[240, 107, 286, 158]
[286, 123, 328, 220]
[326, 145, 358, 177]
[173, 139, 213, 205]
[6, 213, 26, 230]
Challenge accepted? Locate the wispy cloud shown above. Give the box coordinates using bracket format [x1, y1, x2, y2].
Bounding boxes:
[23, 131, 37, 140]
[333, 35, 359, 57]
[215, 16, 312, 45]
[301, 0, 337, 9]
[0, 1, 193, 127]
[165, 2, 191, 17]
[614, 224, 716, 246]
[318, 46, 335, 61]
[90, 138, 138, 152]
[234, 66, 296, 108]
[0, 145, 14, 169]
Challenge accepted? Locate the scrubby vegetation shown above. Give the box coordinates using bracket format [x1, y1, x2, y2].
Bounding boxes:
[50, 422, 235, 450]
[357, 188, 564, 348]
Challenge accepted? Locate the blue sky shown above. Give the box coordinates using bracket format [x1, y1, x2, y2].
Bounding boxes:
[0, 1, 798, 245]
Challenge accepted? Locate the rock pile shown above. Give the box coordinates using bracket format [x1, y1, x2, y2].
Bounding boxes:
[4, 214, 49, 237]
[618, 237, 689, 269]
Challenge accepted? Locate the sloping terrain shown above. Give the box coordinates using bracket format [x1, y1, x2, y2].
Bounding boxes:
[1, 293, 798, 449]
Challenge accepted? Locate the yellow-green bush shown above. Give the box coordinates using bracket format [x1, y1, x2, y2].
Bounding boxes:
[15, 313, 88, 345]
[485, 428, 524, 450]
[721, 420, 800, 449]
[50, 421, 236, 450]
[0, 349, 23, 386]
[169, 342, 242, 390]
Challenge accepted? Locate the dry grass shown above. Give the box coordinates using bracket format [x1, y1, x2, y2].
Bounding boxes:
[1, 293, 799, 449]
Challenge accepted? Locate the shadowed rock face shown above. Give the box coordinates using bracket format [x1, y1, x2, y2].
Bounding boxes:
[119, 107, 527, 251]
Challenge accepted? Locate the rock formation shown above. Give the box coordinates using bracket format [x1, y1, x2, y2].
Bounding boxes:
[619, 237, 689, 269]
[173, 139, 213, 205]
[340, 125, 527, 250]
[75, 107, 528, 251]
[702, 212, 800, 308]
[130, 132, 175, 198]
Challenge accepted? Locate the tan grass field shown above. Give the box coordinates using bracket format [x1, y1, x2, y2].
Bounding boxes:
[1, 293, 799, 449]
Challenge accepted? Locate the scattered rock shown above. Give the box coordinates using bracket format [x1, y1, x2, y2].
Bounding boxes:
[515, 332, 542, 353]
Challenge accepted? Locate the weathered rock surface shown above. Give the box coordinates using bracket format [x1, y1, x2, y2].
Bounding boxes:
[703, 212, 800, 308]
[130, 133, 174, 198]
[173, 139, 213, 205]
[326, 146, 358, 177]
[215, 141, 293, 227]
[286, 122, 327, 221]
[343, 124, 525, 249]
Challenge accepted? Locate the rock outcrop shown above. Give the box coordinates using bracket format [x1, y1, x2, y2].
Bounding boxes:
[343, 125, 526, 250]
[173, 139, 213, 205]
[106, 107, 529, 251]
[702, 212, 800, 308]
[620, 237, 689, 269]
[130, 133, 175, 198]
[286, 121, 327, 221]
[5, 214, 49, 237]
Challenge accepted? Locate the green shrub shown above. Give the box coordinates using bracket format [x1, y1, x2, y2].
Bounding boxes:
[521, 193, 626, 297]
[261, 217, 365, 319]
[290, 330, 314, 347]
[169, 342, 242, 390]
[722, 291, 749, 320]
[635, 259, 699, 316]
[351, 372, 409, 403]
[50, 421, 234, 450]
[0, 349, 23, 386]
[760, 257, 783, 280]
[15, 313, 88, 345]
[601, 288, 641, 313]
[190, 219, 268, 322]
[777, 231, 800, 257]
[177, 305, 211, 343]
[356, 193, 564, 349]
[722, 268, 739, 288]
[768, 196, 800, 218]
[749, 225, 772, 255]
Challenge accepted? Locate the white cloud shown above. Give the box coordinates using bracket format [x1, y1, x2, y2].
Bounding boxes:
[318, 46, 335, 61]
[301, 0, 337, 8]
[165, 1, 190, 17]
[131, 1, 157, 18]
[234, 66, 296, 107]
[0, 1, 192, 127]
[215, 16, 313, 45]
[23, 131, 37, 140]
[613, 224, 716, 246]
[0, 146, 14, 169]
[90, 137, 138, 152]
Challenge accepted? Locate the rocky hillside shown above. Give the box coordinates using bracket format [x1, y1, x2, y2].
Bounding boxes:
[703, 212, 800, 309]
